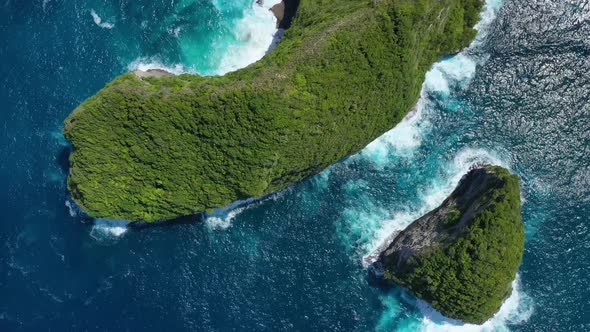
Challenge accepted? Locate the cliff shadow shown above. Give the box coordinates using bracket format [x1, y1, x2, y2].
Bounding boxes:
[128, 214, 201, 229]
[265, 0, 301, 54]
[277, 0, 300, 30]
[57, 145, 72, 176]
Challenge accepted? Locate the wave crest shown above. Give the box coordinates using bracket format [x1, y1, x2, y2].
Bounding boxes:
[90, 10, 114, 29]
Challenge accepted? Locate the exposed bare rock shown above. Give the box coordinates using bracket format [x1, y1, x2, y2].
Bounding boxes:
[134, 69, 174, 78]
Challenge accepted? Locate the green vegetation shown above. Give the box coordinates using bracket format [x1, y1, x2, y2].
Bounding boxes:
[383, 166, 524, 324]
[64, 0, 484, 221]
[443, 204, 461, 228]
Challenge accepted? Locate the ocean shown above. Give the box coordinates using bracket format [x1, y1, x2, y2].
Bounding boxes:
[0, 0, 588, 331]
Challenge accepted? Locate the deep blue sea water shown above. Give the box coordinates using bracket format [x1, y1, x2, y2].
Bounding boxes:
[1, 0, 589, 331]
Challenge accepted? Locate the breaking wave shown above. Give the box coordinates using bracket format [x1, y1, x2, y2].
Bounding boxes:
[128, 0, 282, 75]
[90, 219, 128, 241]
[204, 199, 253, 230]
[90, 10, 114, 29]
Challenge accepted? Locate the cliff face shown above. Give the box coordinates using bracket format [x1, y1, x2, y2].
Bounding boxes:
[374, 165, 524, 324]
[63, 0, 483, 222]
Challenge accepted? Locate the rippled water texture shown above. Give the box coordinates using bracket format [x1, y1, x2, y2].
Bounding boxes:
[0, 0, 589, 331]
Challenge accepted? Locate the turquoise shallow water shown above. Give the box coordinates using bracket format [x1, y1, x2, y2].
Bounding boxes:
[1, 0, 589, 331]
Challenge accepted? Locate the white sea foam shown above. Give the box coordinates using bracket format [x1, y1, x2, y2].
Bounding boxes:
[339, 193, 390, 254]
[312, 166, 333, 190]
[65, 200, 79, 217]
[473, 0, 504, 36]
[419, 0, 503, 97]
[90, 10, 114, 29]
[168, 26, 182, 38]
[203, 188, 291, 230]
[217, 1, 281, 74]
[205, 206, 245, 230]
[129, 0, 282, 75]
[425, 54, 478, 95]
[362, 98, 430, 165]
[65, 200, 128, 240]
[204, 197, 259, 230]
[421, 0, 504, 96]
[49, 130, 69, 146]
[90, 219, 128, 240]
[420, 148, 507, 209]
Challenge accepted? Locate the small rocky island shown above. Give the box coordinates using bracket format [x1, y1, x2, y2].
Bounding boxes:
[371, 165, 524, 324]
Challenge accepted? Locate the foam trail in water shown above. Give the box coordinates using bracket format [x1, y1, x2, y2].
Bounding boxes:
[204, 196, 259, 230]
[205, 210, 242, 230]
[90, 219, 128, 240]
[203, 191, 287, 230]
[204, 200, 251, 230]
[65, 200, 81, 218]
[338, 187, 390, 255]
[473, 0, 504, 36]
[66, 199, 128, 240]
[49, 130, 69, 146]
[425, 54, 478, 95]
[90, 10, 114, 29]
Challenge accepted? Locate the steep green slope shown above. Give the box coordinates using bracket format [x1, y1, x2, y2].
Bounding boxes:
[64, 0, 483, 221]
[377, 166, 524, 324]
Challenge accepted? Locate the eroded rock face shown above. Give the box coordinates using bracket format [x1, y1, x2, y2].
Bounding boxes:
[133, 69, 174, 78]
[270, 0, 299, 29]
[373, 165, 524, 324]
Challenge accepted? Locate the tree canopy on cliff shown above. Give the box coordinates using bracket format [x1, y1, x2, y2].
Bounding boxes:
[64, 0, 484, 221]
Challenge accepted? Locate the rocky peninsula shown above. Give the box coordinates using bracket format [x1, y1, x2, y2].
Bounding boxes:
[63, 0, 484, 221]
[371, 165, 525, 324]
